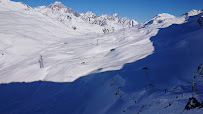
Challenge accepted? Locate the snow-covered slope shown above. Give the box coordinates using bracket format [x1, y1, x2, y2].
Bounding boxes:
[0, 0, 84, 70]
[0, 0, 203, 114]
[0, 0, 153, 83]
[0, 1, 154, 83]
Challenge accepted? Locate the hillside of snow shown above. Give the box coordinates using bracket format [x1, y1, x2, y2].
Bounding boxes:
[0, 0, 203, 113]
[0, 0, 153, 83]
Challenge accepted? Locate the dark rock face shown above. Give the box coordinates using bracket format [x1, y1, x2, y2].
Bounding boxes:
[197, 17, 203, 26]
[194, 64, 203, 79]
[185, 97, 203, 110]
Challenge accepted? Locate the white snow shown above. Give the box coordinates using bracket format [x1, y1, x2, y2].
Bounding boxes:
[0, 0, 153, 83]
[0, 0, 203, 114]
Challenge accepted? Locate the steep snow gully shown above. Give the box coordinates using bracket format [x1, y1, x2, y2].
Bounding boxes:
[0, 12, 203, 113]
[0, 0, 203, 114]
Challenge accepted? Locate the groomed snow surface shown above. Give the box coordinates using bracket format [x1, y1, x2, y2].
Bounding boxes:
[0, 0, 203, 113]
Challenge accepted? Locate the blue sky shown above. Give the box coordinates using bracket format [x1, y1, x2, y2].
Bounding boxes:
[13, 0, 203, 23]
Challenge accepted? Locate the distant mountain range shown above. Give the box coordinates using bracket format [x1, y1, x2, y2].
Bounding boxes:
[34, 1, 138, 33]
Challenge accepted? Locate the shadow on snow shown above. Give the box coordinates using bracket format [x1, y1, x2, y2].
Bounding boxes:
[0, 13, 203, 113]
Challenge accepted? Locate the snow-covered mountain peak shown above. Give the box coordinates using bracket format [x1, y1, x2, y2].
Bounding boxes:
[153, 13, 176, 20]
[112, 13, 119, 17]
[100, 13, 120, 19]
[141, 13, 181, 28]
[35, 1, 80, 17]
[48, 1, 67, 9]
[184, 9, 203, 17]
[177, 9, 203, 23]
[84, 11, 97, 18]
[45, 1, 80, 17]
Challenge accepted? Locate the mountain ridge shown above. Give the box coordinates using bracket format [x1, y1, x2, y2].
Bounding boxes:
[34, 1, 138, 33]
